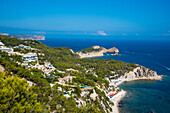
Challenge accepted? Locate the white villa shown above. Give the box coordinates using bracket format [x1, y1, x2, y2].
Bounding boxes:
[0, 46, 14, 52]
[57, 76, 76, 85]
[23, 53, 38, 62]
[44, 62, 55, 70]
[0, 41, 4, 46]
[14, 44, 31, 49]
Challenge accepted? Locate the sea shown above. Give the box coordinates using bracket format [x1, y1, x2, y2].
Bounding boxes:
[39, 34, 170, 113]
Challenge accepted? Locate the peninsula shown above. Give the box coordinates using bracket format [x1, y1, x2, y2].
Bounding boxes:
[77, 45, 119, 58]
[0, 33, 45, 40]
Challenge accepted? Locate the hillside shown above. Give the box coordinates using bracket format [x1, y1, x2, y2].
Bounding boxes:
[0, 33, 45, 40]
[0, 35, 161, 113]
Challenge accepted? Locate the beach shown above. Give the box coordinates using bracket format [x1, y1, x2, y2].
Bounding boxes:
[111, 90, 126, 113]
[110, 75, 162, 113]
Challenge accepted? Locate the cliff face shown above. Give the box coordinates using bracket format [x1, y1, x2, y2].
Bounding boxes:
[77, 46, 119, 58]
[121, 66, 162, 80]
[77, 51, 104, 58]
[101, 47, 108, 53]
[107, 47, 119, 55]
[107, 47, 119, 53]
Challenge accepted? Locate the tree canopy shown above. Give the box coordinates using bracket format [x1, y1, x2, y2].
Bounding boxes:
[0, 72, 42, 113]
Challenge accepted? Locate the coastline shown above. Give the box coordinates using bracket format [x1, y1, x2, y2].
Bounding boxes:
[111, 75, 163, 113]
[77, 45, 119, 58]
[111, 90, 126, 113]
[80, 54, 104, 58]
[117, 75, 163, 86]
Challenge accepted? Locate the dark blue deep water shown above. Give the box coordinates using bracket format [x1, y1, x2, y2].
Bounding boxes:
[40, 34, 170, 113]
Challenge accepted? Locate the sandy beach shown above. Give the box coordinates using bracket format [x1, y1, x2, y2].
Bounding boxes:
[111, 90, 126, 113]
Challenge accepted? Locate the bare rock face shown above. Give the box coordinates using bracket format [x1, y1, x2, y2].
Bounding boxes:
[70, 49, 75, 54]
[107, 47, 119, 53]
[92, 46, 100, 49]
[77, 51, 104, 58]
[114, 49, 119, 53]
[0, 65, 5, 72]
[101, 47, 108, 53]
[101, 46, 119, 54]
[107, 47, 119, 55]
[124, 66, 162, 80]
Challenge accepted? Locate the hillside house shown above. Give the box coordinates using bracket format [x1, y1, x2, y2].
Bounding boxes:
[23, 53, 38, 62]
[0, 41, 4, 46]
[0, 46, 13, 52]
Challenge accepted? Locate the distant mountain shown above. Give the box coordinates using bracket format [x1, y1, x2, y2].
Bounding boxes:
[0, 33, 45, 40]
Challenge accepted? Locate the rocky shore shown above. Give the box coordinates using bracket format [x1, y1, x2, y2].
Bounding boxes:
[117, 66, 162, 85]
[110, 66, 162, 113]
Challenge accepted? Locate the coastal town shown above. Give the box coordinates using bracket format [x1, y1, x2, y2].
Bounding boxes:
[0, 0, 169, 112]
[0, 37, 162, 113]
[0, 39, 125, 109]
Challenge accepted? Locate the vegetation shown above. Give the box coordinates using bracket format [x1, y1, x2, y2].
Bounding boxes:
[0, 35, 137, 112]
[14, 48, 40, 54]
[0, 72, 42, 113]
[80, 47, 101, 53]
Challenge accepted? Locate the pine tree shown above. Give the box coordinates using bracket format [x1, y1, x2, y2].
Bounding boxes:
[0, 72, 42, 113]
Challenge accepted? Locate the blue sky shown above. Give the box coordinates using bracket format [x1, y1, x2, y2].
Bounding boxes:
[0, 0, 170, 35]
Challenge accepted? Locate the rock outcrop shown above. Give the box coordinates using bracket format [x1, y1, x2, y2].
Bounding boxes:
[93, 46, 100, 49]
[78, 51, 104, 58]
[119, 66, 162, 81]
[107, 47, 119, 55]
[111, 66, 162, 87]
[77, 45, 119, 58]
[0, 65, 5, 72]
[101, 47, 108, 53]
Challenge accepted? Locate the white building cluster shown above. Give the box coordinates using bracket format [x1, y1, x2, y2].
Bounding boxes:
[0, 41, 39, 63]
[23, 53, 38, 62]
[0, 40, 57, 77]
[57, 75, 75, 85]
[0, 41, 13, 52]
[14, 44, 31, 49]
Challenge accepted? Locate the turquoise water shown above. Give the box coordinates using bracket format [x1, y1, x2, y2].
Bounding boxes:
[83, 86, 89, 88]
[40, 34, 170, 113]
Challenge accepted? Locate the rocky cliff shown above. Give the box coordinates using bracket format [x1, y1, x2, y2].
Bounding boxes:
[107, 47, 119, 55]
[77, 51, 104, 58]
[119, 66, 162, 81]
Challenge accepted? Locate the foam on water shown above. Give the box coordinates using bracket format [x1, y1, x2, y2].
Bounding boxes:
[163, 65, 170, 70]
